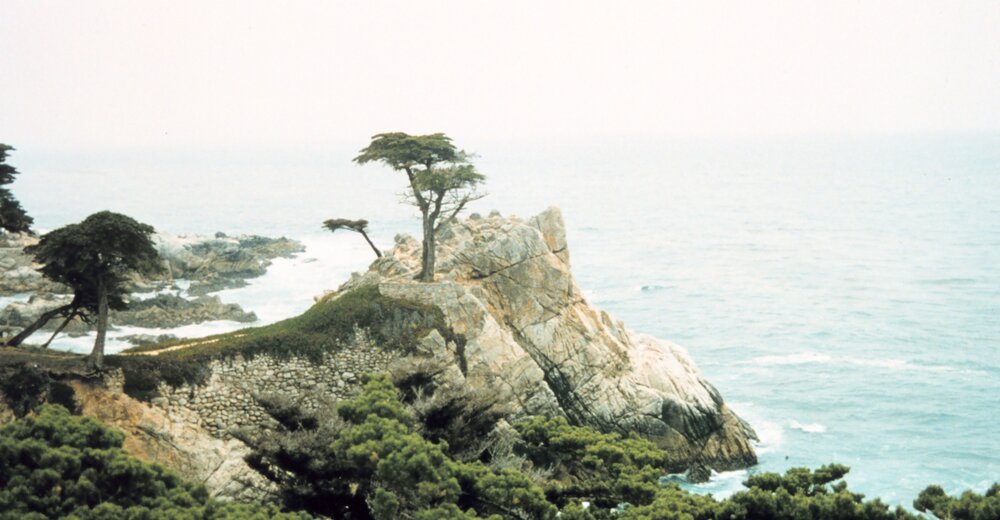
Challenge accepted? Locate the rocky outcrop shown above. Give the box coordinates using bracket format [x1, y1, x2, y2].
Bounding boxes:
[0, 294, 257, 334]
[153, 233, 304, 295]
[0, 233, 65, 294]
[339, 208, 757, 475]
[115, 294, 257, 328]
[67, 377, 273, 501]
[0, 210, 754, 490]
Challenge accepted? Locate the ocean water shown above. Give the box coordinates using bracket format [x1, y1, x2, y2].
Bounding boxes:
[9, 133, 1000, 506]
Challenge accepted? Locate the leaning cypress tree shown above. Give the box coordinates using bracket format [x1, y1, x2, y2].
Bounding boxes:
[16, 211, 162, 370]
[323, 218, 382, 258]
[0, 144, 34, 234]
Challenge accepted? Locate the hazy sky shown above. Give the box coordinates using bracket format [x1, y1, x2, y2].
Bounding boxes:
[2, 1, 999, 149]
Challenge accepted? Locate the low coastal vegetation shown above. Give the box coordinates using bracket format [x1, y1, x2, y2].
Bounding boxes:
[2, 384, 996, 520]
[109, 284, 456, 401]
[0, 404, 310, 520]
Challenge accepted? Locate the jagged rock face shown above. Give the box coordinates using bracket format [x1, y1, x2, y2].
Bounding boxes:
[65, 379, 274, 501]
[342, 208, 757, 474]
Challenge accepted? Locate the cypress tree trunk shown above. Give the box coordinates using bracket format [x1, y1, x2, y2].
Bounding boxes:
[40, 313, 74, 349]
[88, 277, 108, 371]
[5, 303, 73, 347]
[358, 230, 382, 258]
[419, 214, 436, 281]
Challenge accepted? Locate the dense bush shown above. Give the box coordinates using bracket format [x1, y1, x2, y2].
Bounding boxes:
[241, 372, 997, 520]
[0, 362, 51, 417]
[0, 404, 311, 519]
[914, 483, 1000, 520]
[241, 374, 553, 520]
[5, 376, 994, 520]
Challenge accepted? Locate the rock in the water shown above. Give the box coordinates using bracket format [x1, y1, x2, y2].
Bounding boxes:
[115, 294, 258, 328]
[340, 207, 757, 474]
[1, 294, 257, 333]
[0, 233, 66, 294]
[153, 233, 304, 293]
[120, 333, 182, 346]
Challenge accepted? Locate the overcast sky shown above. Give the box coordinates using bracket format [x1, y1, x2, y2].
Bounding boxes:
[2, 1, 999, 150]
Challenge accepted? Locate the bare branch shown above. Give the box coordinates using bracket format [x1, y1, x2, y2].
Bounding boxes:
[435, 189, 487, 232]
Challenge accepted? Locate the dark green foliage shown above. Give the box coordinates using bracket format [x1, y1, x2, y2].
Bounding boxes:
[0, 363, 51, 417]
[243, 374, 554, 520]
[914, 483, 1000, 520]
[25, 211, 162, 316]
[105, 355, 211, 401]
[354, 133, 461, 169]
[398, 374, 511, 457]
[18, 211, 163, 368]
[48, 380, 79, 413]
[0, 144, 33, 234]
[0, 404, 311, 519]
[323, 218, 382, 258]
[514, 415, 672, 509]
[688, 465, 917, 520]
[230, 372, 994, 520]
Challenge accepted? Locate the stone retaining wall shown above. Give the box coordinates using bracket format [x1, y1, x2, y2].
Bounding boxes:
[121, 340, 398, 438]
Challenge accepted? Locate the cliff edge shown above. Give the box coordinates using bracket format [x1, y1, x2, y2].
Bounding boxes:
[339, 208, 757, 475]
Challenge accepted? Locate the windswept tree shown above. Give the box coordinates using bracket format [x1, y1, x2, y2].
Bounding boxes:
[354, 133, 485, 281]
[0, 144, 34, 234]
[323, 218, 382, 258]
[12, 211, 162, 370]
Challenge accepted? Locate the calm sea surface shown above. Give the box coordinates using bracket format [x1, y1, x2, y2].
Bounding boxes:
[10, 133, 1000, 505]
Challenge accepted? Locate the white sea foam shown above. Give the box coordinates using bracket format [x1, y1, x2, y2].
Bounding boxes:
[676, 468, 749, 499]
[751, 419, 784, 455]
[788, 420, 827, 434]
[750, 352, 955, 374]
[751, 352, 832, 366]
[0, 292, 32, 309]
[844, 357, 956, 373]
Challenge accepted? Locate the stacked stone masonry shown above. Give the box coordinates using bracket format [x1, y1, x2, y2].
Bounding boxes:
[128, 348, 398, 438]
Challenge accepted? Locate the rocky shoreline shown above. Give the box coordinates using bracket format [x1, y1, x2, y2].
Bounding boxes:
[0, 208, 758, 502]
[0, 232, 302, 340]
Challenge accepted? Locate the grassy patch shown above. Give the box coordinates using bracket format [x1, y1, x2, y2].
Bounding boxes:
[112, 284, 454, 400]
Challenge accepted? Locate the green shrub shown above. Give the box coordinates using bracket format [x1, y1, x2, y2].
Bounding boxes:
[0, 404, 311, 519]
[914, 483, 1000, 520]
[242, 374, 555, 520]
[0, 363, 52, 417]
[226, 372, 1000, 520]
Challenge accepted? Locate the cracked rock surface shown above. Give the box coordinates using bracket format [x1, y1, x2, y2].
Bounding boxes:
[339, 207, 758, 476]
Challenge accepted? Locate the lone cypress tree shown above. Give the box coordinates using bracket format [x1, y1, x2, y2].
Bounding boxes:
[354, 133, 485, 281]
[0, 144, 34, 234]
